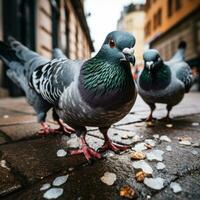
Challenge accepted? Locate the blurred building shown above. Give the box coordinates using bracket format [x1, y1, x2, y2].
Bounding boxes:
[0, 0, 94, 96]
[117, 4, 145, 65]
[144, 0, 200, 66]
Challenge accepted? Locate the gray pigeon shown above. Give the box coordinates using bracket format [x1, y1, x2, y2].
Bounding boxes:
[137, 41, 193, 121]
[0, 39, 73, 135]
[53, 48, 67, 59]
[0, 31, 137, 161]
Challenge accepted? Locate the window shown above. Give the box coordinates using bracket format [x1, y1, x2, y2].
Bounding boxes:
[75, 24, 79, 58]
[51, 0, 60, 48]
[175, 0, 182, 10]
[167, 0, 173, 17]
[3, 0, 36, 96]
[145, 0, 151, 11]
[153, 14, 157, 30]
[64, 4, 70, 57]
[157, 9, 162, 26]
[145, 21, 151, 37]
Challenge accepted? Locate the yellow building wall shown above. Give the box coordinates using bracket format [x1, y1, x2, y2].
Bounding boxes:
[37, 0, 52, 58]
[145, 0, 200, 42]
[36, 0, 92, 59]
[123, 11, 145, 64]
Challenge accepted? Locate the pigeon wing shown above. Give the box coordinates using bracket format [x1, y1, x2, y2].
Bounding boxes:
[175, 62, 193, 92]
[31, 58, 83, 106]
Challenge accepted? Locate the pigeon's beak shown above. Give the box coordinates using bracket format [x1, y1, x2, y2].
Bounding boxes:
[122, 47, 135, 65]
[145, 61, 154, 70]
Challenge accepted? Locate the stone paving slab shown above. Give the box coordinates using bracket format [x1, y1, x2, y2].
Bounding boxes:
[0, 98, 35, 115]
[0, 132, 10, 144]
[0, 163, 21, 197]
[0, 92, 199, 199]
[1, 114, 200, 200]
[0, 136, 87, 184]
[0, 123, 41, 141]
[153, 170, 200, 200]
[131, 93, 200, 120]
[0, 115, 37, 126]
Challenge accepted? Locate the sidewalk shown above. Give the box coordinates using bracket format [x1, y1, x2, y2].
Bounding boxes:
[0, 92, 200, 200]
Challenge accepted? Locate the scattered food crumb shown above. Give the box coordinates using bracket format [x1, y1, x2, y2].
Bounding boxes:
[144, 177, 165, 190]
[130, 151, 146, 160]
[121, 132, 134, 139]
[145, 139, 156, 147]
[153, 134, 160, 139]
[147, 195, 151, 199]
[170, 182, 182, 193]
[191, 150, 198, 155]
[178, 136, 192, 142]
[56, 149, 67, 157]
[132, 142, 147, 152]
[191, 122, 199, 126]
[166, 124, 173, 128]
[40, 183, 51, 191]
[132, 160, 153, 174]
[146, 150, 164, 162]
[146, 121, 155, 127]
[0, 160, 10, 170]
[3, 115, 9, 119]
[160, 135, 171, 142]
[121, 134, 129, 139]
[67, 136, 80, 148]
[145, 143, 153, 149]
[179, 140, 191, 146]
[43, 188, 63, 199]
[132, 135, 142, 142]
[166, 145, 172, 151]
[52, 175, 69, 186]
[135, 123, 145, 127]
[119, 186, 137, 199]
[156, 162, 166, 170]
[100, 172, 117, 186]
[68, 167, 74, 171]
[103, 151, 115, 158]
[135, 171, 150, 182]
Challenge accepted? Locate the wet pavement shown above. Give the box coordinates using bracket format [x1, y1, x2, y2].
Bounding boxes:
[0, 92, 200, 200]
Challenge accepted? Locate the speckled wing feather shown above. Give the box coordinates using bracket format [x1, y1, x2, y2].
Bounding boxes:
[175, 62, 193, 92]
[0, 38, 52, 122]
[31, 58, 84, 106]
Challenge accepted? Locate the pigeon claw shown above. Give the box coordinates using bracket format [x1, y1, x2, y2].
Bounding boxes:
[38, 123, 56, 136]
[145, 115, 155, 122]
[58, 119, 75, 134]
[70, 145, 102, 162]
[98, 140, 129, 153]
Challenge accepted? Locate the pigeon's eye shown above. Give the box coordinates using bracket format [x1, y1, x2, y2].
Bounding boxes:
[109, 39, 115, 48]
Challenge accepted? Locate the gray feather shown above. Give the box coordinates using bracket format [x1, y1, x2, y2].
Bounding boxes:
[53, 48, 67, 59]
[138, 43, 192, 112]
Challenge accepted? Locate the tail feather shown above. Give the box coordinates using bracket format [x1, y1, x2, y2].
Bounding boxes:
[0, 41, 23, 66]
[53, 48, 67, 59]
[8, 37, 39, 62]
[170, 41, 187, 62]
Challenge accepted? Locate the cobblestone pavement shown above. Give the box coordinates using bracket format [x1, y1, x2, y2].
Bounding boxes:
[0, 92, 200, 200]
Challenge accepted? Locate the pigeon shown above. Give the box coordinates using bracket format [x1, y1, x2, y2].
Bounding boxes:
[0, 39, 74, 135]
[137, 41, 193, 121]
[53, 48, 67, 59]
[0, 31, 137, 161]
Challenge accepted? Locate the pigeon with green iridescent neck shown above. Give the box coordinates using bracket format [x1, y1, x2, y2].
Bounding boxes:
[137, 41, 192, 121]
[0, 31, 137, 161]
